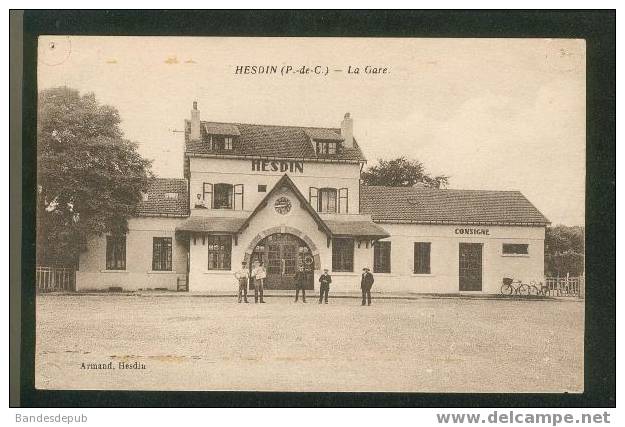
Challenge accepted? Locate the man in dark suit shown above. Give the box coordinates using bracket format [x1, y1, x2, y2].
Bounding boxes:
[318, 268, 332, 304]
[294, 265, 308, 303]
[360, 267, 374, 306]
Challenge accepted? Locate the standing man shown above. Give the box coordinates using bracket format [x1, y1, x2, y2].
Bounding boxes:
[360, 267, 374, 306]
[319, 268, 332, 304]
[234, 261, 249, 303]
[294, 265, 307, 303]
[252, 260, 266, 303]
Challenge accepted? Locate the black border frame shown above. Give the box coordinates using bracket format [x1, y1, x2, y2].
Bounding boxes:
[15, 9, 615, 407]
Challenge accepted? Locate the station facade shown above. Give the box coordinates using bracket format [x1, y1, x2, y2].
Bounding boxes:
[76, 103, 549, 294]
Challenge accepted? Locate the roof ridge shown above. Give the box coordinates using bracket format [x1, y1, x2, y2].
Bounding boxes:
[362, 185, 524, 194]
[201, 120, 341, 132]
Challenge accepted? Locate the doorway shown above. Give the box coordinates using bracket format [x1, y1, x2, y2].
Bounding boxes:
[250, 233, 314, 290]
[459, 243, 483, 291]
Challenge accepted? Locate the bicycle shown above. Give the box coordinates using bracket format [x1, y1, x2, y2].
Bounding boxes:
[500, 278, 545, 296]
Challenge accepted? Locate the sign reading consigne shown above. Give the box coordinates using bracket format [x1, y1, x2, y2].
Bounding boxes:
[454, 228, 490, 236]
[252, 160, 304, 173]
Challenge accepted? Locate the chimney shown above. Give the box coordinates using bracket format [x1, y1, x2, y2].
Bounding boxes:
[341, 112, 354, 148]
[190, 101, 201, 141]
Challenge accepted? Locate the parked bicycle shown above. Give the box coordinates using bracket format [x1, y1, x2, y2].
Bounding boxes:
[501, 277, 548, 296]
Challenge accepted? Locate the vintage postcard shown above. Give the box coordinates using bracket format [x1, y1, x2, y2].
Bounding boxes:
[35, 36, 585, 392]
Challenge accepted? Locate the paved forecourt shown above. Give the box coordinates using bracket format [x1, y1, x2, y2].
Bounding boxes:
[35, 294, 583, 392]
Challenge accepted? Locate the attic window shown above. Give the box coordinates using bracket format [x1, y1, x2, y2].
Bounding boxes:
[141, 192, 149, 201]
[316, 141, 337, 155]
[209, 135, 234, 151]
[164, 192, 179, 200]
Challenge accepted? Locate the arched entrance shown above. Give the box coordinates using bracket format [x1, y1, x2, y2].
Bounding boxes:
[250, 233, 314, 290]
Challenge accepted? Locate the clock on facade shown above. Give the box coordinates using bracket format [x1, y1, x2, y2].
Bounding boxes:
[274, 197, 292, 215]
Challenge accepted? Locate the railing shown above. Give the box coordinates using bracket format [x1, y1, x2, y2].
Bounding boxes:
[36, 266, 76, 292]
[544, 275, 585, 298]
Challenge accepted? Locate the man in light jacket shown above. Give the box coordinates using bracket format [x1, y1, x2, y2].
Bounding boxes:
[234, 261, 249, 303]
[251, 260, 266, 303]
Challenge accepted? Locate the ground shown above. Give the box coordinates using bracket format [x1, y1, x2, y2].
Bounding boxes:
[35, 294, 584, 392]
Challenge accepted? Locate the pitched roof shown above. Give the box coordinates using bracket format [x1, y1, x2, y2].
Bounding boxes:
[185, 121, 366, 162]
[135, 178, 189, 218]
[325, 220, 390, 239]
[303, 128, 344, 141]
[238, 174, 332, 237]
[203, 122, 241, 136]
[175, 216, 246, 234]
[360, 186, 550, 226]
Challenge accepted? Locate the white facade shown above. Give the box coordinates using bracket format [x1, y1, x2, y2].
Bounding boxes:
[370, 224, 545, 294]
[189, 157, 361, 216]
[75, 109, 547, 294]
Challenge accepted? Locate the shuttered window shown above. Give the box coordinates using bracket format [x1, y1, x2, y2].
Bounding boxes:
[202, 183, 243, 210]
[413, 242, 431, 274]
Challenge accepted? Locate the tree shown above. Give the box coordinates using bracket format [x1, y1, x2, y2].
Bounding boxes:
[37, 87, 152, 265]
[544, 225, 585, 277]
[360, 156, 449, 188]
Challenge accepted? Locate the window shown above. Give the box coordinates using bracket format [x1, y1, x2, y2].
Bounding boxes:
[164, 192, 178, 200]
[152, 237, 172, 271]
[318, 188, 337, 213]
[201, 182, 243, 210]
[258, 184, 267, 192]
[106, 235, 126, 270]
[207, 235, 232, 270]
[338, 188, 348, 214]
[502, 243, 529, 255]
[210, 135, 234, 151]
[316, 141, 337, 155]
[413, 242, 431, 274]
[332, 238, 354, 272]
[374, 241, 391, 273]
[213, 183, 233, 209]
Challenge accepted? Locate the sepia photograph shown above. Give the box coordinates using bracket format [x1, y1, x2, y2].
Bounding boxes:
[33, 35, 586, 393]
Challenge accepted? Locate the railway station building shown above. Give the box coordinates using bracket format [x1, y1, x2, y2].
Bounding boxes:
[76, 102, 549, 294]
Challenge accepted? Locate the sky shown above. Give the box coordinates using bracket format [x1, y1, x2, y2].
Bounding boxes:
[38, 36, 585, 226]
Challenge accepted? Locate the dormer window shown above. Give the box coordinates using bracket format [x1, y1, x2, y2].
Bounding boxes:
[316, 141, 337, 156]
[203, 123, 240, 151]
[164, 192, 179, 200]
[208, 135, 234, 151]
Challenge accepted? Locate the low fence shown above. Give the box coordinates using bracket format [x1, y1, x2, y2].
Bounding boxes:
[36, 266, 76, 292]
[544, 275, 585, 298]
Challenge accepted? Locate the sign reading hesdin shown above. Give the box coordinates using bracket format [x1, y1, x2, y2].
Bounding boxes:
[252, 160, 304, 173]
